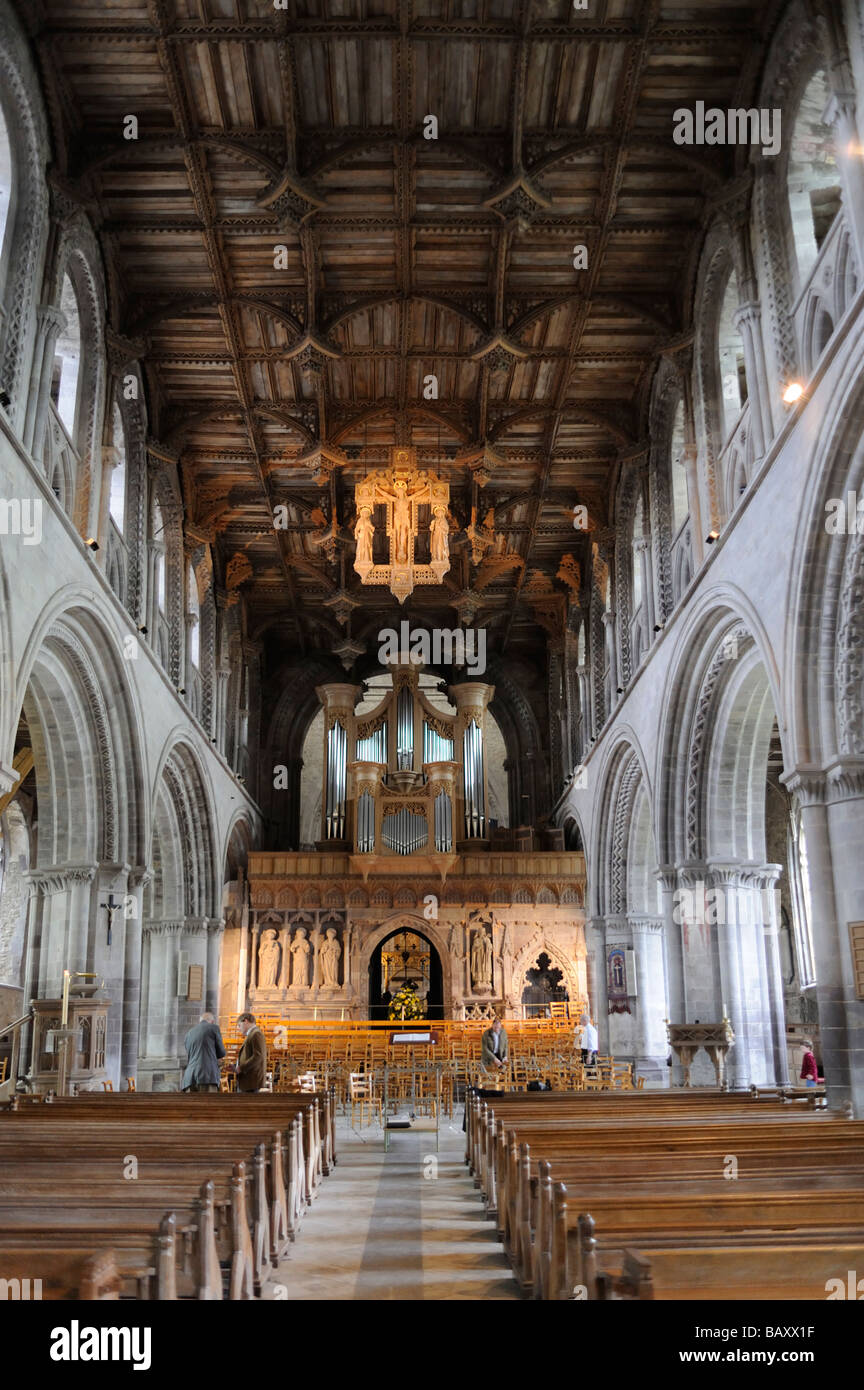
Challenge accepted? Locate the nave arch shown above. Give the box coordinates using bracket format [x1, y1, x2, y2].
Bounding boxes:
[591, 735, 667, 1082]
[655, 605, 792, 1087]
[139, 736, 223, 1086]
[5, 600, 149, 1080]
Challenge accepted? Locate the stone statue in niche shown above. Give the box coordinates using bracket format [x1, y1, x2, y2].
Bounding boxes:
[354, 505, 374, 568]
[258, 928, 281, 988]
[430, 504, 450, 564]
[290, 927, 311, 988]
[471, 928, 494, 994]
[320, 927, 342, 988]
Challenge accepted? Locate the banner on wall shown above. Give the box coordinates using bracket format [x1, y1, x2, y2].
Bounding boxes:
[607, 945, 631, 1015]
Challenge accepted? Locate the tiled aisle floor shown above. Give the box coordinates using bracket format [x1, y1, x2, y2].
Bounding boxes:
[265, 1112, 521, 1300]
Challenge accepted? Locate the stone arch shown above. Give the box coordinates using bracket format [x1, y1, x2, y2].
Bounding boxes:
[16, 601, 146, 868]
[613, 459, 650, 686]
[647, 355, 687, 620]
[149, 736, 219, 920]
[692, 220, 746, 534]
[47, 213, 108, 539]
[0, 0, 51, 432]
[655, 588, 783, 867]
[149, 468, 185, 686]
[508, 930, 585, 1014]
[786, 361, 864, 767]
[592, 731, 654, 920]
[358, 912, 453, 1015]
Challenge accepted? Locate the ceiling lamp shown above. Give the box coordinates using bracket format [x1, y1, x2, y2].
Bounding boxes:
[783, 382, 804, 404]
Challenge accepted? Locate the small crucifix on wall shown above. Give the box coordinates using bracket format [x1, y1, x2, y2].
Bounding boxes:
[99, 893, 122, 947]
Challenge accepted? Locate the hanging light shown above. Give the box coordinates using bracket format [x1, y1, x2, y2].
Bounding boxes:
[783, 382, 804, 404]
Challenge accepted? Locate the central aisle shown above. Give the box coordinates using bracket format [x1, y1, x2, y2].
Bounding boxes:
[267, 1114, 521, 1300]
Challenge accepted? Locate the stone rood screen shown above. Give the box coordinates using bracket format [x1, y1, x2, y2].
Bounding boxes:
[316, 661, 494, 860]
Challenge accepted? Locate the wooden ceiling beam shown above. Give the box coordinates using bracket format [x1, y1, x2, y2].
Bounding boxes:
[146, 0, 308, 653]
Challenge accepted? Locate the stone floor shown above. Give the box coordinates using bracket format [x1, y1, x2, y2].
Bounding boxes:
[265, 1109, 521, 1300]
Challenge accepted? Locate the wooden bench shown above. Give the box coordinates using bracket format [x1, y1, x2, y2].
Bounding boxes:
[464, 1092, 864, 1301]
[0, 1247, 122, 1300]
[0, 1092, 333, 1299]
[567, 1207, 864, 1302]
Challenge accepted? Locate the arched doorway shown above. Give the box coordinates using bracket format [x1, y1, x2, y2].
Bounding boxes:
[368, 928, 444, 1022]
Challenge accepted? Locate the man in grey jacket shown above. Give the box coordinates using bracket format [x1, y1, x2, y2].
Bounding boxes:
[182, 1012, 226, 1092]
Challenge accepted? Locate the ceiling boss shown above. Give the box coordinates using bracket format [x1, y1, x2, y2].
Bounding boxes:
[353, 446, 451, 604]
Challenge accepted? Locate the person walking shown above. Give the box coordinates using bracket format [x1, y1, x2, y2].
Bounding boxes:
[182, 1012, 226, 1093]
[234, 1012, 267, 1093]
[800, 1038, 820, 1088]
[578, 1013, 598, 1067]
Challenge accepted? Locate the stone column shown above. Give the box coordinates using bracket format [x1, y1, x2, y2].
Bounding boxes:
[141, 922, 183, 1065]
[634, 535, 654, 653]
[205, 917, 225, 1017]
[732, 301, 769, 459]
[584, 918, 608, 1054]
[786, 763, 864, 1114]
[96, 444, 120, 563]
[121, 867, 150, 1083]
[214, 665, 231, 757]
[23, 304, 66, 457]
[751, 863, 789, 1085]
[629, 917, 669, 1084]
[682, 446, 705, 566]
[657, 867, 684, 1083]
[26, 865, 98, 1000]
[824, 82, 864, 266]
[704, 862, 786, 1087]
[601, 610, 617, 705]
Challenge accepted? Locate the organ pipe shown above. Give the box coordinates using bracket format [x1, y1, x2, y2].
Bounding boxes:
[396, 685, 414, 770]
[434, 788, 452, 852]
[423, 721, 454, 763]
[357, 790, 375, 853]
[325, 720, 347, 839]
[463, 719, 485, 839]
[356, 722, 387, 763]
[381, 808, 428, 854]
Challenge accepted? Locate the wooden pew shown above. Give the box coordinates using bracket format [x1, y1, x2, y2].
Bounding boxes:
[567, 1206, 864, 1302]
[0, 1247, 122, 1300]
[464, 1092, 864, 1301]
[0, 1092, 333, 1298]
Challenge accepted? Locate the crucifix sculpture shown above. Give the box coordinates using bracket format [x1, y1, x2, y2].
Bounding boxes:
[99, 893, 123, 947]
[353, 446, 450, 603]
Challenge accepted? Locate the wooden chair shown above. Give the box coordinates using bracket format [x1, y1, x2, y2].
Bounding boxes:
[125, 1077, 136, 1092]
[349, 1073, 382, 1128]
[101, 1080, 114, 1092]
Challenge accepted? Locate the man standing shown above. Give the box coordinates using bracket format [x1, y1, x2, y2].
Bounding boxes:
[578, 1013, 598, 1067]
[480, 1015, 509, 1075]
[182, 1012, 226, 1093]
[235, 1012, 267, 1093]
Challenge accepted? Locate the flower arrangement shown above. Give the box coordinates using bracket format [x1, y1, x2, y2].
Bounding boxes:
[387, 983, 425, 1021]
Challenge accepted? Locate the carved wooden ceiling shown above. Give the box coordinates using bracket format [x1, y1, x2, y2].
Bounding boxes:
[22, 0, 773, 676]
